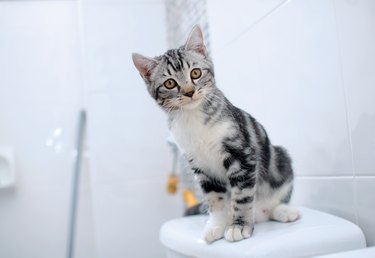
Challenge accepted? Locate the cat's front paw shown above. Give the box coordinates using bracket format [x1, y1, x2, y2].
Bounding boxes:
[203, 224, 226, 243]
[224, 224, 253, 242]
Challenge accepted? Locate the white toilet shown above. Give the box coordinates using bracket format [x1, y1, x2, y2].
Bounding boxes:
[315, 247, 375, 258]
[160, 207, 366, 258]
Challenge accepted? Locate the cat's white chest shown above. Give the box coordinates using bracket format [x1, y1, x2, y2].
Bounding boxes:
[170, 110, 231, 175]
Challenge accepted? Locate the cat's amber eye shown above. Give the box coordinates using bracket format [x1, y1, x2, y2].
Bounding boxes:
[190, 68, 202, 80]
[164, 79, 177, 89]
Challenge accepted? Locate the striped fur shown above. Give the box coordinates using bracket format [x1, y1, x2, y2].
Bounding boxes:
[132, 26, 299, 243]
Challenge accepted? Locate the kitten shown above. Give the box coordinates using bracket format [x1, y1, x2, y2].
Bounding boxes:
[132, 26, 300, 243]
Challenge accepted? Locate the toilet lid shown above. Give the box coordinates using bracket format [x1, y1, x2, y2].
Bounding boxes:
[160, 207, 366, 258]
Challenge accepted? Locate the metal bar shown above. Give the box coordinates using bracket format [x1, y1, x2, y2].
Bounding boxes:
[66, 110, 86, 258]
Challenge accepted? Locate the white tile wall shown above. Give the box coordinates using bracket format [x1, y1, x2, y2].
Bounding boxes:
[291, 177, 357, 223]
[1, 0, 374, 257]
[208, 0, 352, 177]
[207, 0, 287, 50]
[0, 1, 83, 258]
[334, 0, 375, 244]
[333, 0, 375, 177]
[81, 1, 183, 257]
[82, 2, 168, 93]
[355, 177, 375, 246]
[207, 0, 375, 247]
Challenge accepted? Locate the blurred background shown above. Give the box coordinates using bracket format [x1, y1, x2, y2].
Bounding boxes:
[0, 0, 374, 257]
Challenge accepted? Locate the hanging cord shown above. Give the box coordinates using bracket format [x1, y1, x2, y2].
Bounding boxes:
[66, 110, 86, 258]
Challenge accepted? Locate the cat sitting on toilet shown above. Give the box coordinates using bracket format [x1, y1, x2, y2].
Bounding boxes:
[133, 26, 300, 243]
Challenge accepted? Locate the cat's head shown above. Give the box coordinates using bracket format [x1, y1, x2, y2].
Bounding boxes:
[132, 26, 215, 112]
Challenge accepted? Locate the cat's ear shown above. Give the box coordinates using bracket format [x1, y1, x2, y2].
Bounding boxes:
[185, 25, 207, 57]
[132, 53, 158, 81]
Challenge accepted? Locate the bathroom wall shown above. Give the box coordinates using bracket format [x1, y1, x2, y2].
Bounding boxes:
[1, 0, 374, 258]
[0, 1, 85, 258]
[207, 0, 375, 246]
[80, 1, 183, 258]
[0, 0, 182, 258]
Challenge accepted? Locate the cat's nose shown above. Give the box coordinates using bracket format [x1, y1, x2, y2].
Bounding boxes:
[184, 90, 195, 98]
[182, 85, 195, 98]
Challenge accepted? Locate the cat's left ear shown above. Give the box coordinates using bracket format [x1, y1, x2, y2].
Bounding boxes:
[185, 25, 207, 57]
[132, 53, 158, 81]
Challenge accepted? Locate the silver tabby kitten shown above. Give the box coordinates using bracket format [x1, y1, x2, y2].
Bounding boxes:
[132, 26, 300, 243]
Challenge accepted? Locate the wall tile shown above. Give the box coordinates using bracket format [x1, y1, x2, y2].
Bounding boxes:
[208, 0, 352, 177]
[0, 2, 83, 258]
[207, 0, 287, 53]
[355, 177, 375, 246]
[86, 90, 171, 184]
[334, 0, 375, 176]
[291, 177, 357, 224]
[82, 2, 167, 93]
[82, 2, 183, 257]
[90, 176, 183, 258]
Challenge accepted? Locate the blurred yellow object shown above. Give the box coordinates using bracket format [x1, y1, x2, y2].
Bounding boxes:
[183, 190, 199, 208]
[167, 175, 179, 194]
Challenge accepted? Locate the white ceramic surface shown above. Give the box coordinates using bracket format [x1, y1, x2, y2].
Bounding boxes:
[314, 247, 375, 258]
[160, 208, 366, 258]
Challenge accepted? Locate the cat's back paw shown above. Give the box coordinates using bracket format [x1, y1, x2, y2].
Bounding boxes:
[271, 204, 300, 222]
[203, 224, 226, 243]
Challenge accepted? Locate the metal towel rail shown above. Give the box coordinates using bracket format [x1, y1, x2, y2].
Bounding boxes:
[66, 110, 86, 258]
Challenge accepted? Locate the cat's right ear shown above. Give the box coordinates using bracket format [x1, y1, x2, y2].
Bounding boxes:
[132, 53, 158, 81]
[185, 25, 207, 57]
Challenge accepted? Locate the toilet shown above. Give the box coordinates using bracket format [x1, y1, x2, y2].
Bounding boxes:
[160, 207, 366, 258]
[314, 247, 375, 258]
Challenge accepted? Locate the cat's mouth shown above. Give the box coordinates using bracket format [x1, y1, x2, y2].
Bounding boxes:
[180, 94, 203, 109]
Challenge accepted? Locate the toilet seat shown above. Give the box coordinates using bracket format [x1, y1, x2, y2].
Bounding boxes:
[160, 207, 366, 258]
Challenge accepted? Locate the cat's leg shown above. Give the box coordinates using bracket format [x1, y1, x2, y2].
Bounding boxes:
[202, 191, 229, 243]
[196, 169, 229, 243]
[224, 158, 256, 242]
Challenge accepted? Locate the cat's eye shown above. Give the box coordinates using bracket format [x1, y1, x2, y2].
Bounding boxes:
[190, 68, 202, 80]
[164, 79, 177, 89]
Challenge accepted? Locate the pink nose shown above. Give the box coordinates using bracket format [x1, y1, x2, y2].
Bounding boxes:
[184, 90, 195, 98]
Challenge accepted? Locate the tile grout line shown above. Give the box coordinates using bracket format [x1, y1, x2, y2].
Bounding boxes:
[217, 0, 292, 54]
[331, 0, 359, 226]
